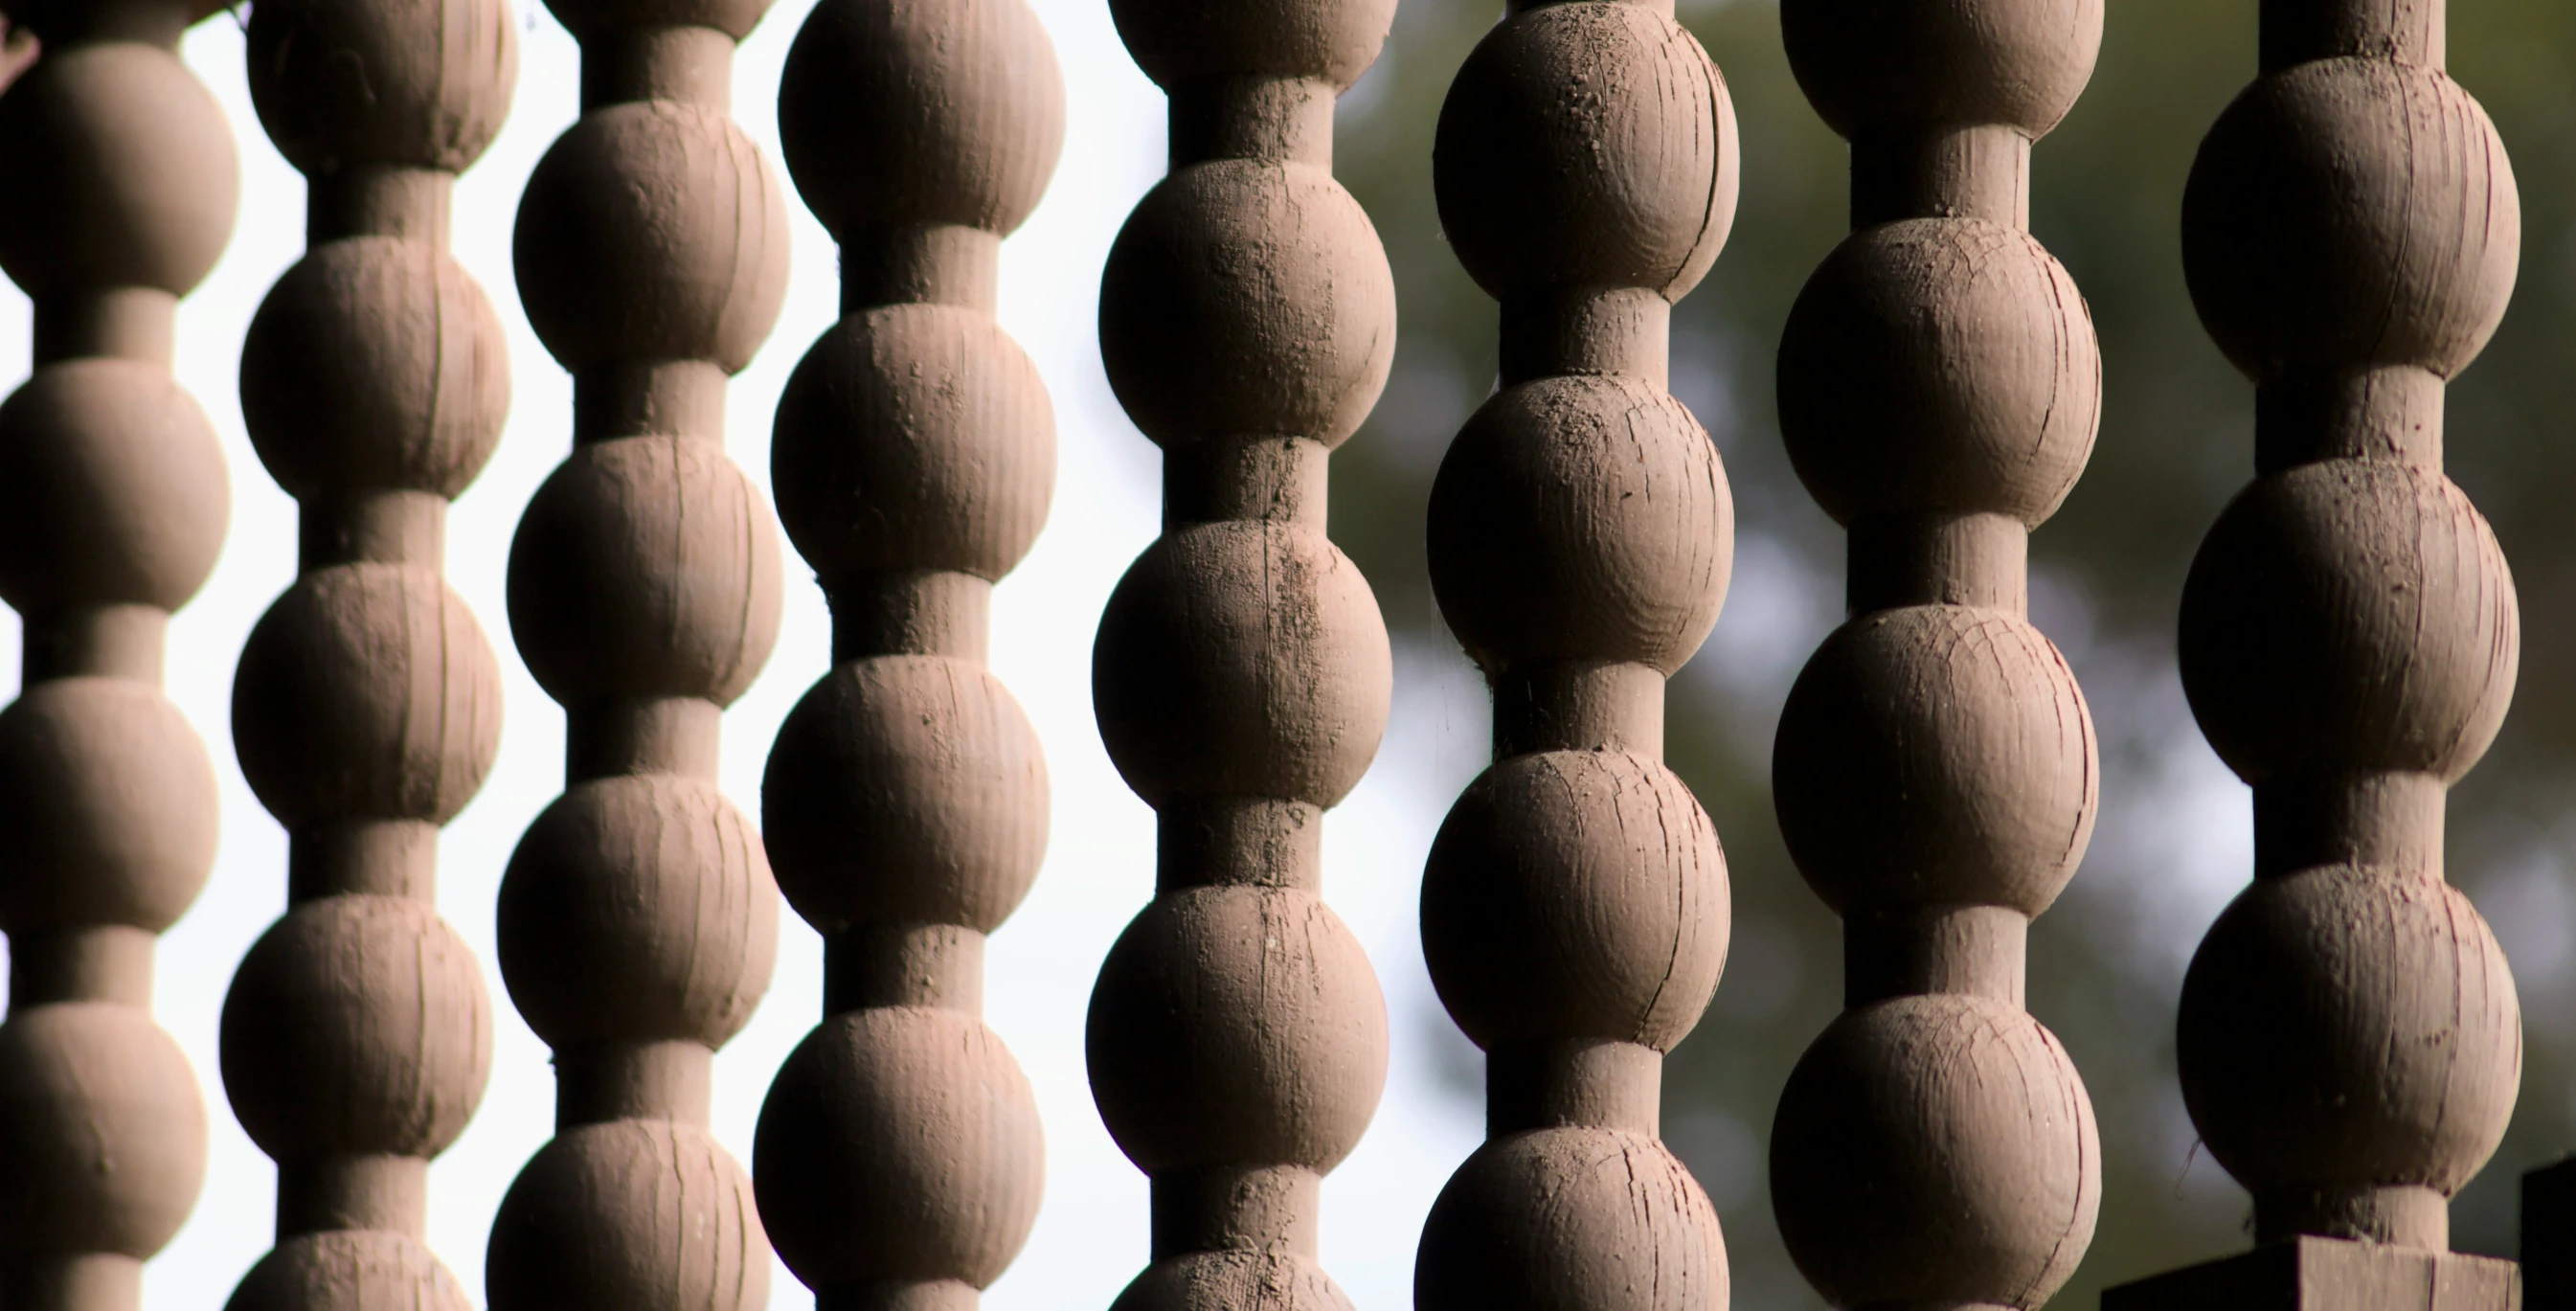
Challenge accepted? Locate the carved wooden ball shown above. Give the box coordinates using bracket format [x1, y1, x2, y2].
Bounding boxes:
[240, 239, 509, 500]
[0, 43, 237, 296]
[228, 1232, 475, 1311]
[220, 894, 491, 1160]
[0, 361, 227, 614]
[1435, 3, 1735, 303]
[2179, 864, 2520, 1200]
[1099, 161, 1394, 451]
[772, 305, 1052, 584]
[1111, 1252, 1350, 1311]
[233, 565, 502, 827]
[1421, 749, 1727, 1053]
[540, 0, 771, 42]
[1415, 1127, 1727, 1311]
[1778, 218, 2099, 528]
[0, 1004, 207, 1259]
[498, 776, 779, 1051]
[1782, 0, 2101, 140]
[2181, 463, 2517, 785]
[779, 0, 1062, 237]
[508, 435, 783, 707]
[1088, 886, 1388, 1174]
[486, 1120, 769, 1311]
[755, 1006, 1043, 1290]
[1772, 994, 2099, 1309]
[514, 102, 789, 373]
[1094, 522, 1389, 808]
[2185, 59, 2518, 381]
[1428, 374, 1730, 675]
[0, 681, 217, 934]
[1107, 0, 1392, 92]
[1774, 606, 2095, 915]
[246, 0, 516, 174]
[763, 657, 1045, 933]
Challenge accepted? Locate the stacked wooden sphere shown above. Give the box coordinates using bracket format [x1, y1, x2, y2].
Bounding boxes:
[1767, 3, 2108, 1306]
[1087, 0, 1398, 1303]
[2174, 0, 2521, 1253]
[222, 0, 517, 1302]
[0, 0, 234, 1303]
[488, 0, 788, 1303]
[1414, 1, 1738, 1306]
[753, 0, 1063, 1305]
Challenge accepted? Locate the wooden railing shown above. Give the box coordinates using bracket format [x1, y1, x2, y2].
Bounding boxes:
[0, 0, 2561, 1308]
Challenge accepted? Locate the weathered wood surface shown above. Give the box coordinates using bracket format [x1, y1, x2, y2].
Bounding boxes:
[751, 0, 1063, 1307]
[1086, 0, 1399, 1304]
[2113, 0, 2526, 1304]
[220, 0, 518, 1303]
[1767, 3, 2108, 1308]
[0, 0, 236, 1302]
[486, 0, 788, 1303]
[1413, 1, 1739, 1307]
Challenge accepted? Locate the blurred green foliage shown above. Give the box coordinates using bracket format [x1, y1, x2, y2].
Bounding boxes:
[1329, 1, 2576, 1305]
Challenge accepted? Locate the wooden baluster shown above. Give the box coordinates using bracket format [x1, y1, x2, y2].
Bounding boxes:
[486, 0, 789, 1302]
[0, 0, 235, 1304]
[1766, 3, 2107, 1307]
[1412, 2, 1738, 1306]
[2109, 0, 2525, 1305]
[1086, 0, 1398, 1302]
[221, 0, 516, 1303]
[751, 1, 1062, 1307]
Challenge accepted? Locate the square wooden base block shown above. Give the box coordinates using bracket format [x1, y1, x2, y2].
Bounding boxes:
[2105, 1236, 2519, 1311]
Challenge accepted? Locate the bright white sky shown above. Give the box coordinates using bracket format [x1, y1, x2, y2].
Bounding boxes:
[0, 2, 1503, 1305]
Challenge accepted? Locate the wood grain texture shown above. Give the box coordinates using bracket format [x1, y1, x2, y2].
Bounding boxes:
[0, 0, 236, 1304]
[2111, 1, 2527, 1305]
[1769, 2, 2107, 1307]
[487, 0, 786, 1304]
[2171, 0, 2523, 1262]
[1088, 0, 1396, 1305]
[751, 1, 1061, 1306]
[1413, 1, 1738, 1308]
[221, 4, 515, 1302]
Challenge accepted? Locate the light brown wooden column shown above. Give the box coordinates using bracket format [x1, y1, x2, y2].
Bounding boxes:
[0, 1, 235, 1304]
[221, 0, 516, 1303]
[1086, 0, 1399, 1302]
[1767, 3, 2108, 1307]
[1413, 2, 1739, 1306]
[2109, 0, 2523, 1306]
[486, 0, 789, 1302]
[751, 1, 1063, 1307]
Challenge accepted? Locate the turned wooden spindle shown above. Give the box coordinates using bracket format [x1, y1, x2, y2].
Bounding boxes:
[2111, 1, 2524, 1305]
[486, 0, 789, 1304]
[1086, 0, 1398, 1303]
[221, 0, 515, 1304]
[752, 1, 1062, 1307]
[1412, 2, 1739, 1307]
[1766, 4, 2107, 1308]
[0, 0, 234, 1304]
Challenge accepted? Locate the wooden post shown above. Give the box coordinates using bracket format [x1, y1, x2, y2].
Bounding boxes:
[221, 0, 517, 1302]
[751, 0, 1063, 1306]
[1086, 0, 1399, 1301]
[486, 0, 789, 1301]
[1767, 2, 2108, 1307]
[0, 0, 235, 1303]
[1412, 2, 1739, 1305]
[2108, 0, 2524, 1306]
